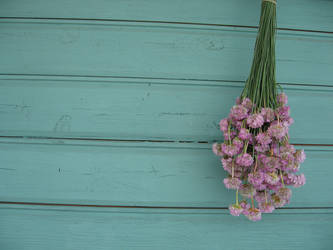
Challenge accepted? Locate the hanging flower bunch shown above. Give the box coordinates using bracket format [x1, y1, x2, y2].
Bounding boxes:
[212, 93, 306, 221]
[212, 0, 306, 221]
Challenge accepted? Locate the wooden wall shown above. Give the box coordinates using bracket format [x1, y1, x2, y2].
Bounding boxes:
[1, 0, 333, 249]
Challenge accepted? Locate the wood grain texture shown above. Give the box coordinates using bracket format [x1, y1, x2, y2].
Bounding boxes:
[0, 20, 332, 85]
[1, 1, 332, 249]
[0, 138, 330, 207]
[0, 205, 333, 250]
[0, 75, 332, 144]
[1, 0, 333, 32]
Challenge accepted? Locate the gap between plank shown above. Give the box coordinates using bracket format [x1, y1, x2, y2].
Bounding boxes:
[0, 16, 332, 34]
[0, 201, 332, 210]
[1, 73, 333, 89]
[0, 135, 332, 147]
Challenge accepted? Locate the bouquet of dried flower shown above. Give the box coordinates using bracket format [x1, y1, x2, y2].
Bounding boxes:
[212, 0, 306, 221]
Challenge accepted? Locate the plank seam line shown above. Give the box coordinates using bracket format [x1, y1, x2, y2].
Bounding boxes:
[0, 73, 333, 89]
[0, 16, 332, 34]
[0, 201, 332, 210]
[0, 135, 332, 147]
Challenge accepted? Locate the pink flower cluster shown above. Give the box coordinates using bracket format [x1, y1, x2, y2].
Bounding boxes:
[212, 93, 306, 221]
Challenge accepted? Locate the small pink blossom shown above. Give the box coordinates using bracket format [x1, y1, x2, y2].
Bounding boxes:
[278, 93, 288, 106]
[238, 128, 252, 140]
[229, 204, 243, 216]
[219, 118, 229, 133]
[294, 149, 306, 164]
[261, 108, 275, 122]
[212, 143, 224, 156]
[254, 191, 268, 203]
[255, 144, 270, 153]
[248, 172, 265, 186]
[236, 153, 254, 167]
[229, 105, 248, 121]
[292, 173, 306, 188]
[245, 208, 262, 221]
[277, 106, 290, 120]
[256, 132, 272, 145]
[221, 143, 239, 157]
[247, 113, 264, 128]
[223, 177, 242, 189]
[271, 193, 287, 208]
[267, 122, 288, 140]
[241, 98, 253, 110]
[259, 202, 275, 213]
[239, 184, 256, 198]
[240, 200, 251, 215]
[264, 172, 280, 185]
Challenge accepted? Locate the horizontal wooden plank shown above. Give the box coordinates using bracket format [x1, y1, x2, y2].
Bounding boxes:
[0, 138, 332, 207]
[0, 20, 332, 85]
[1, 0, 332, 32]
[0, 75, 332, 144]
[0, 205, 333, 250]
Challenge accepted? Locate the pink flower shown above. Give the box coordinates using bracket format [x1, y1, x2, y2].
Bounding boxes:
[233, 138, 244, 150]
[259, 202, 275, 213]
[248, 172, 265, 186]
[219, 118, 229, 133]
[223, 177, 242, 189]
[238, 128, 252, 140]
[277, 106, 290, 120]
[229, 105, 248, 121]
[254, 191, 268, 203]
[223, 131, 237, 141]
[247, 113, 264, 128]
[255, 144, 270, 153]
[278, 93, 288, 106]
[229, 204, 243, 216]
[294, 149, 306, 164]
[271, 193, 287, 208]
[256, 132, 272, 145]
[221, 158, 232, 171]
[245, 208, 262, 221]
[267, 122, 288, 140]
[236, 153, 254, 167]
[261, 108, 275, 122]
[240, 200, 251, 215]
[264, 172, 280, 185]
[292, 173, 306, 188]
[280, 144, 296, 154]
[221, 143, 239, 157]
[212, 143, 224, 156]
[277, 187, 292, 202]
[241, 98, 253, 110]
[221, 158, 242, 177]
[239, 184, 256, 198]
[231, 120, 243, 130]
[282, 117, 294, 127]
[258, 154, 280, 171]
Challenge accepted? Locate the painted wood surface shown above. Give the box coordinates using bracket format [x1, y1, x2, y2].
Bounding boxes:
[1, 205, 333, 250]
[0, 76, 332, 143]
[0, 138, 331, 207]
[0, 0, 332, 249]
[0, 20, 332, 85]
[1, 0, 333, 32]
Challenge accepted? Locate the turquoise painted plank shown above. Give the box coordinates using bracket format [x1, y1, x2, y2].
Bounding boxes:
[1, 0, 332, 32]
[0, 76, 332, 144]
[0, 205, 333, 250]
[0, 20, 332, 85]
[0, 138, 331, 207]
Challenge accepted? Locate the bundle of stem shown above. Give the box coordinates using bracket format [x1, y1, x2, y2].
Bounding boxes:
[241, 0, 280, 112]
